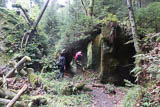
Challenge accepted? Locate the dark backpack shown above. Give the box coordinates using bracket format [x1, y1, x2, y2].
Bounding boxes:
[77, 54, 82, 61]
[57, 56, 65, 67]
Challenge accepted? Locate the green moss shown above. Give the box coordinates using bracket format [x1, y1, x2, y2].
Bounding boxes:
[27, 68, 40, 89]
[87, 42, 93, 68]
[87, 34, 102, 69]
[0, 52, 9, 65]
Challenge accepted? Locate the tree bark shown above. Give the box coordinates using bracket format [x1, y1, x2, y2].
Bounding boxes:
[80, 0, 87, 15]
[127, 0, 141, 53]
[88, 0, 94, 16]
[7, 84, 27, 107]
[139, 0, 142, 8]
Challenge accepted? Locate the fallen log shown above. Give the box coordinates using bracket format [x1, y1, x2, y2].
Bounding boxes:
[7, 84, 27, 107]
[0, 56, 31, 88]
[63, 25, 101, 70]
[0, 98, 25, 106]
[5, 56, 31, 78]
[0, 98, 10, 105]
[0, 89, 16, 99]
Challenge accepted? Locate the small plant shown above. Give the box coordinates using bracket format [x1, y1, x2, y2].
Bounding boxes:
[123, 86, 145, 107]
[105, 83, 116, 94]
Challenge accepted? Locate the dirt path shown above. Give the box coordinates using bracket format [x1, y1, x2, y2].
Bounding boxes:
[90, 86, 126, 107]
[82, 70, 127, 107]
[69, 69, 127, 107]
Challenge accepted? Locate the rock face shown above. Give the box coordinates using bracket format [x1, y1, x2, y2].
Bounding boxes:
[87, 23, 135, 85]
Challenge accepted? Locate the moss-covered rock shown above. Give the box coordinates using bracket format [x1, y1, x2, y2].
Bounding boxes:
[87, 22, 135, 85]
[29, 96, 48, 107]
[61, 82, 86, 95]
[27, 68, 41, 89]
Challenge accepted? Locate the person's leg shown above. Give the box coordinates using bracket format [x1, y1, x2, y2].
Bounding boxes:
[56, 71, 60, 79]
[60, 67, 64, 79]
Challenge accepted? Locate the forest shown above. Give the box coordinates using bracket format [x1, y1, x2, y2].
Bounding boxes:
[0, 0, 160, 107]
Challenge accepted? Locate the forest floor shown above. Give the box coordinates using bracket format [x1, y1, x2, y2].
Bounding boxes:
[70, 69, 128, 107]
[0, 65, 128, 107]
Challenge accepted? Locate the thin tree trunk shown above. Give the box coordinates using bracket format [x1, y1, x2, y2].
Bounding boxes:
[127, 0, 141, 53]
[80, 0, 87, 15]
[22, 0, 51, 48]
[33, 0, 50, 31]
[88, 0, 94, 16]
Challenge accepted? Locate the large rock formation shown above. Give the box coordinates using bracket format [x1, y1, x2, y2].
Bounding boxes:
[87, 22, 135, 85]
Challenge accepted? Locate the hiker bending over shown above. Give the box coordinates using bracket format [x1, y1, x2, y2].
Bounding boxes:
[75, 51, 83, 69]
[56, 49, 66, 79]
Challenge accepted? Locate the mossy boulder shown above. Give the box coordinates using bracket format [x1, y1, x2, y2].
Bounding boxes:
[61, 82, 85, 95]
[87, 23, 135, 85]
[29, 96, 48, 107]
[27, 68, 41, 89]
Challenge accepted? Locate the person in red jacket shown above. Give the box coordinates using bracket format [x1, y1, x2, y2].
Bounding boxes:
[75, 51, 83, 69]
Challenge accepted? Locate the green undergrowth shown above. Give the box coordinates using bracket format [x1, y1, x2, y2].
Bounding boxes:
[25, 72, 92, 107]
[123, 85, 145, 107]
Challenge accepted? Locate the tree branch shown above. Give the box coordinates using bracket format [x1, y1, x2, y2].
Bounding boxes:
[80, 0, 87, 15]
[12, 4, 33, 26]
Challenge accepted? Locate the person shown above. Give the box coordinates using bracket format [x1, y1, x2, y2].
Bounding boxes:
[56, 49, 66, 79]
[75, 51, 83, 69]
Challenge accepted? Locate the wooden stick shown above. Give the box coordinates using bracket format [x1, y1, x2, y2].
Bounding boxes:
[92, 84, 106, 88]
[7, 84, 27, 107]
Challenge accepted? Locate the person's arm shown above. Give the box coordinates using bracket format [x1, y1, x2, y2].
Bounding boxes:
[64, 65, 66, 71]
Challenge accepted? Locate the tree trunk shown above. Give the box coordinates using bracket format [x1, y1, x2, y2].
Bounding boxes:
[22, 0, 51, 48]
[33, 0, 50, 31]
[88, 0, 94, 16]
[127, 0, 141, 53]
